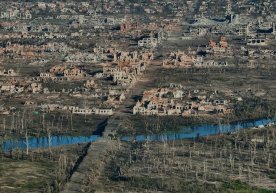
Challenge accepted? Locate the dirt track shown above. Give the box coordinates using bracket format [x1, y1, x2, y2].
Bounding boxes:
[61, 138, 121, 193]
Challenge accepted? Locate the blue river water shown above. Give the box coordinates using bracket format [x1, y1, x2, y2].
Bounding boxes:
[3, 135, 100, 152]
[121, 117, 275, 142]
[2, 117, 275, 152]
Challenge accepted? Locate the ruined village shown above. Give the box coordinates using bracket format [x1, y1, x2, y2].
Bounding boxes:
[1, 0, 276, 193]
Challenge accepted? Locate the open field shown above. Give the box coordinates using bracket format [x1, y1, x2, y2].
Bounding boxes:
[0, 144, 87, 193]
[96, 126, 276, 193]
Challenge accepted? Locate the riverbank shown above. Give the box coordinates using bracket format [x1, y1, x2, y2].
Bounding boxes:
[0, 113, 107, 139]
[1, 117, 109, 152]
[2, 117, 274, 152]
[121, 117, 275, 142]
[117, 114, 275, 137]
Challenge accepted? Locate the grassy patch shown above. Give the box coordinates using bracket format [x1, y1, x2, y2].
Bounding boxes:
[127, 176, 164, 190]
[269, 170, 276, 181]
[222, 180, 275, 193]
[19, 180, 47, 190]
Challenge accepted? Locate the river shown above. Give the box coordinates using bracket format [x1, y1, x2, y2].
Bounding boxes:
[2, 117, 275, 152]
[121, 117, 275, 142]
